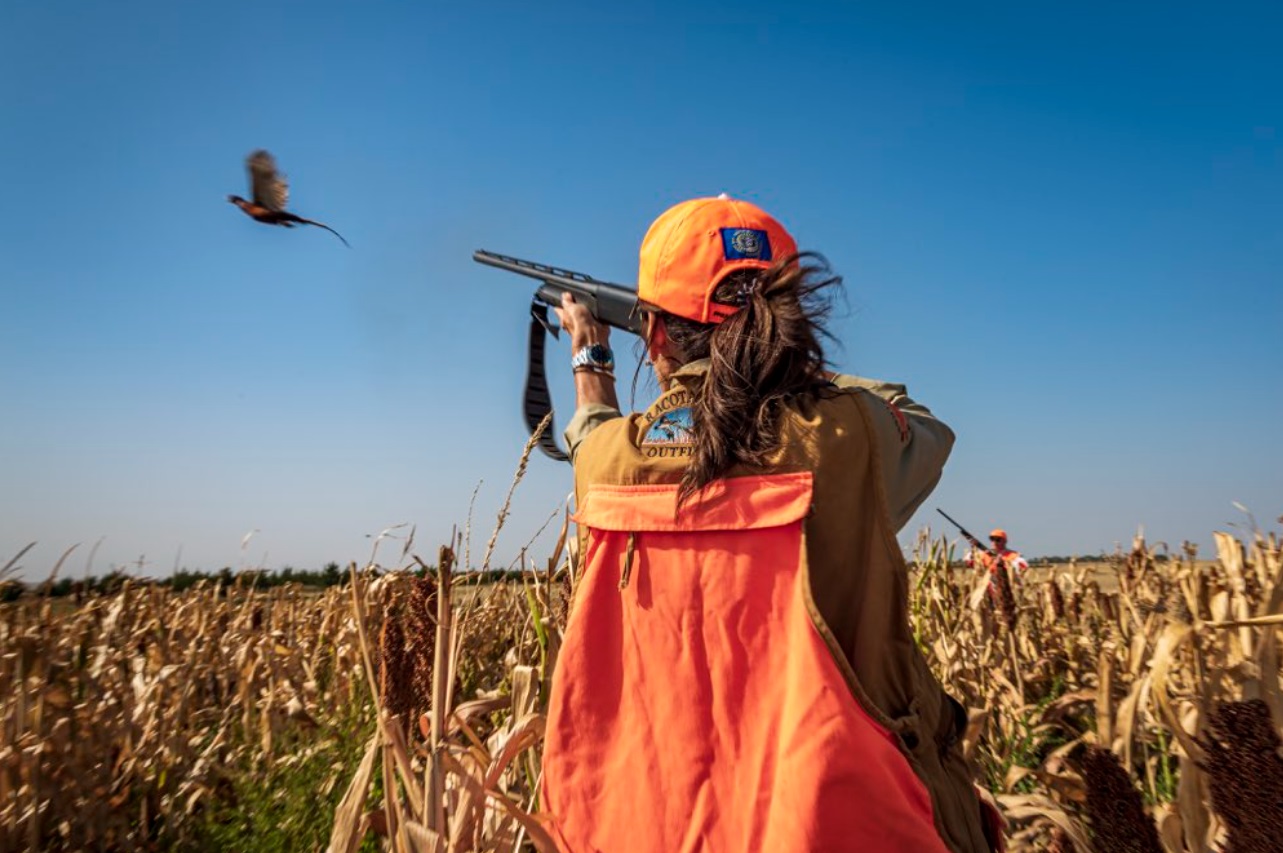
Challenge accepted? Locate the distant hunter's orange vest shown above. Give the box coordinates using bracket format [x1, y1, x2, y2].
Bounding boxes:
[543, 380, 996, 853]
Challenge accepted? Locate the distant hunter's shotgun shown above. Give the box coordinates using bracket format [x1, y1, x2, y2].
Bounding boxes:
[935, 508, 995, 556]
[473, 250, 645, 461]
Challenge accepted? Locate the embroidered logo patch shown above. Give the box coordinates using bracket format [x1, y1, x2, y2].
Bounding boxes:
[638, 389, 696, 458]
[641, 408, 694, 446]
[720, 228, 772, 261]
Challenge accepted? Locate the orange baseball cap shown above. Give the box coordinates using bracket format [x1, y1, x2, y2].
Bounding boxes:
[637, 196, 798, 324]
[990, 529, 1008, 540]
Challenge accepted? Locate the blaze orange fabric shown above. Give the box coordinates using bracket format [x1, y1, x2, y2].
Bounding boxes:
[972, 549, 1027, 576]
[543, 472, 952, 853]
[573, 471, 814, 532]
[636, 196, 799, 325]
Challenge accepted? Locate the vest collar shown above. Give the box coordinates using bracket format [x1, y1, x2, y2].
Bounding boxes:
[669, 358, 710, 382]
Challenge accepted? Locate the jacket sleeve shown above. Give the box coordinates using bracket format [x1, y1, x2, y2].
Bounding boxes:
[832, 374, 956, 532]
[564, 402, 623, 463]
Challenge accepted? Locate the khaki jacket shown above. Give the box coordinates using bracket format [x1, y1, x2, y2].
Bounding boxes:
[555, 361, 996, 853]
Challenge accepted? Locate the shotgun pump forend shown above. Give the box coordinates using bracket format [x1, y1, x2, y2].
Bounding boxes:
[473, 249, 645, 462]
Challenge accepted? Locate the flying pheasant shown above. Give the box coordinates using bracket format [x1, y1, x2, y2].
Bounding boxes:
[227, 150, 349, 247]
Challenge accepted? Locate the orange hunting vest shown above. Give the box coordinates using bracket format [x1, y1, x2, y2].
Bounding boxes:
[544, 473, 950, 852]
[543, 379, 996, 853]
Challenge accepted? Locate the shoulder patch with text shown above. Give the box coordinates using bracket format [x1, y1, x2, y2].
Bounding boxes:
[638, 388, 695, 458]
[642, 408, 694, 445]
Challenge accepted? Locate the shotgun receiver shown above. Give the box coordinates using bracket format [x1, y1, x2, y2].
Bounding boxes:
[473, 250, 645, 461]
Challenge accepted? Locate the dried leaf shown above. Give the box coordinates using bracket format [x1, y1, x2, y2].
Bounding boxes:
[326, 733, 380, 853]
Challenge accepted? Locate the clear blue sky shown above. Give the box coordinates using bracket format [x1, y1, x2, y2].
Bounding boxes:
[2, 1, 1280, 578]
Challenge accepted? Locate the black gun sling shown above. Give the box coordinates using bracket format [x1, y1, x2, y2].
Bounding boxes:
[524, 301, 570, 462]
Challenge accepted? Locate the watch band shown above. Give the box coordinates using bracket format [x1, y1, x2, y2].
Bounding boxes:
[571, 343, 615, 372]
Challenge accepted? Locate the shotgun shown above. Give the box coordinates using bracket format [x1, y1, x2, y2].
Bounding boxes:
[935, 508, 995, 556]
[473, 250, 645, 461]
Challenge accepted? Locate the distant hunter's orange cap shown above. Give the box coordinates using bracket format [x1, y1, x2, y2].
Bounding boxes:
[637, 196, 798, 324]
[990, 529, 1008, 541]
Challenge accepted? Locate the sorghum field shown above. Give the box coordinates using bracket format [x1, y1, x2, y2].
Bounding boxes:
[4, 442, 1280, 851]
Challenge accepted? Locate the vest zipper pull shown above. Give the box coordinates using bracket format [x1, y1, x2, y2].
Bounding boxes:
[619, 531, 637, 591]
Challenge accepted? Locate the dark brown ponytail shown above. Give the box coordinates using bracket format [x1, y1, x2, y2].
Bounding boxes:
[658, 253, 841, 507]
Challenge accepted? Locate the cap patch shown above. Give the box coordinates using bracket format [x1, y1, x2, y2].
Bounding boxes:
[720, 228, 772, 261]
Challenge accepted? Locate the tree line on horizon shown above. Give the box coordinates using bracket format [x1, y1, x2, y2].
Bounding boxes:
[0, 561, 547, 602]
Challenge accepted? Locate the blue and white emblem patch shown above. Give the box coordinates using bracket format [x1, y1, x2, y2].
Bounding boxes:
[641, 407, 695, 446]
[720, 228, 772, 261]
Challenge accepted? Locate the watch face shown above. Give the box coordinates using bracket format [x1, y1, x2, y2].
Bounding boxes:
[589, 344, 611, 361]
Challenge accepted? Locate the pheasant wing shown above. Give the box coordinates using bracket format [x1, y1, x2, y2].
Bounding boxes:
[246, 150, 289, 211]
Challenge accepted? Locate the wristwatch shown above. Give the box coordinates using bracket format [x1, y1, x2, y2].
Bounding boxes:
[571, 343, 615, 372]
